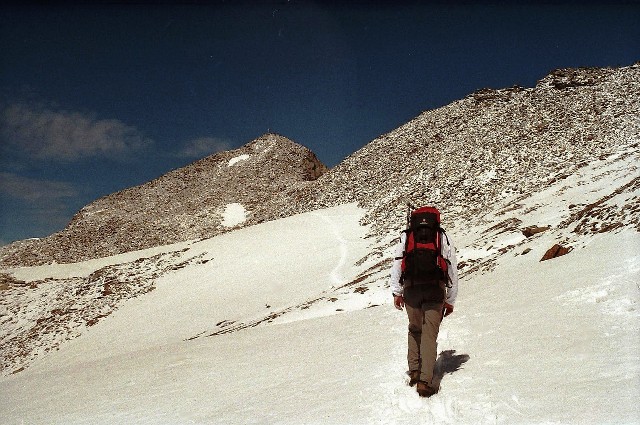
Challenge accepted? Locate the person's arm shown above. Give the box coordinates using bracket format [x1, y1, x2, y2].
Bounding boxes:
[389, 234, 405, 310]
[442, 233, 459, 316]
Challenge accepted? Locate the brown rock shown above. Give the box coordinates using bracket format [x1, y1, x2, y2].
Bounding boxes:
[540, 244, 572, 261]
[522, 225, 550, 238]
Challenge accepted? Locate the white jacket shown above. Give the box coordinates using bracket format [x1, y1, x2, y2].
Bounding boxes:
[389, 231, 459, 306]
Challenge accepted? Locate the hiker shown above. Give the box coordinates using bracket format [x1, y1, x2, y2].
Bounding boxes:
[389, 206, 459, 398]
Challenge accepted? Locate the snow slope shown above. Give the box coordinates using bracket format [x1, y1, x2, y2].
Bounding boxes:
[1, 168, 639, 423]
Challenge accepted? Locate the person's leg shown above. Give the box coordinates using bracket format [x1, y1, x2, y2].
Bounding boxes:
[419, 302, 444, 386]
[403, 287, 423, 374]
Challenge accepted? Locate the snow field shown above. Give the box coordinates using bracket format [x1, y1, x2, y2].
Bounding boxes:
[454, 231, 639, 424]
[1, 197, 639, 424]
[18, 204, 370, 366]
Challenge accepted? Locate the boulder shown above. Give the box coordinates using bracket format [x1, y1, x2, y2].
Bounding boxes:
[540, 244, 572, 261]
[522, 225, 550, 238]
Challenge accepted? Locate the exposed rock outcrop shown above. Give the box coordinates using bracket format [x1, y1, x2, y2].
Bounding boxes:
[540, 244, 572, 261]
[522, 226, 551, 238]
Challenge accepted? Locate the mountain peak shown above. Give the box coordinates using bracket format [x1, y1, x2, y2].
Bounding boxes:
[0, 134, 328, 267]
[247, 132, 297, 150]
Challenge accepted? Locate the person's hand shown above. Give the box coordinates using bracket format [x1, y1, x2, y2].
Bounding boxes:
[443, 302, 454, 317]
[393, 295, 405, 310]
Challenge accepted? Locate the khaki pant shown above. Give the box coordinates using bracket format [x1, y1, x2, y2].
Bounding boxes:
[404, 285, 444, 385]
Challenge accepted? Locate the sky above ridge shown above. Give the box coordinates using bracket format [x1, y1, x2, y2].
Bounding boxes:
[1, 1, 639, 245]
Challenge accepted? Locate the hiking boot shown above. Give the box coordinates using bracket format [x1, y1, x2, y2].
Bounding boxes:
[408, 370, 420, 387]
[416, 381, 437, 398]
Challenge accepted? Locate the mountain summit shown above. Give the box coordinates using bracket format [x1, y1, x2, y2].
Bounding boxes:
[0, 133, 327, 266]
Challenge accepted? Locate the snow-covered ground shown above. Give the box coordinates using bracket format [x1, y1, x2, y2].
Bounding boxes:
[1, 169, 639, 423]
[220, 203, 247, 227]
[228, 154, 250, 167]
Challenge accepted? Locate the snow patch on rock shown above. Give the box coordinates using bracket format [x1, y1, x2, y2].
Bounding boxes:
[221, 203, 247, 227]
[228, 154, 250, 167]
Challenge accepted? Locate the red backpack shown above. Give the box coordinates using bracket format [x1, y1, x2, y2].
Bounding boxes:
[399, 206, 449, 286]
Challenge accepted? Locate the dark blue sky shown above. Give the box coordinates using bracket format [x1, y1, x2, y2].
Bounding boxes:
[1, 1, 638, 245]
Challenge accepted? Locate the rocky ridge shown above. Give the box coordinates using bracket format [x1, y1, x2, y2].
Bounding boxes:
[301, 63, 639, 238]
[0, 133, 327, 267]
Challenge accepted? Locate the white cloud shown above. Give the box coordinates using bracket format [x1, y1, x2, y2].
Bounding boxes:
[0, 172, 77, 203]
[1, 103, 152, 161]
[176, 137, 230, 158]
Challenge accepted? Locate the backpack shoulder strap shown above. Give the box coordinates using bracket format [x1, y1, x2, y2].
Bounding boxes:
[394, 229, 410, 260]
[439, 226, 450, 245]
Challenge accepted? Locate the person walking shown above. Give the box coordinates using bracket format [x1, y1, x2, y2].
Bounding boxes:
[389, 206, 459, 397]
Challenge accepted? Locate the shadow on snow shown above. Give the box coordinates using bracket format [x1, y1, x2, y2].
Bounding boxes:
[433, 349, 470, 390]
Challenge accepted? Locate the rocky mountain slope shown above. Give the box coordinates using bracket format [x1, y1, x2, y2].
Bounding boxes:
[0, 134, 327, 267]
[303, 63, 639, 296]
[302, 64, 639, 237]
